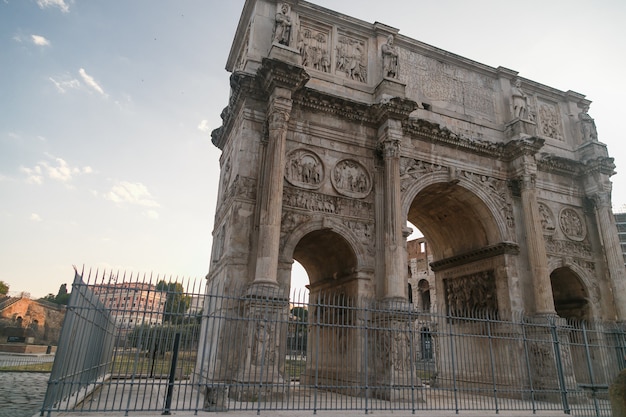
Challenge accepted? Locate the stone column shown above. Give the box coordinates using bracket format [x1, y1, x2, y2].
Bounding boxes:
[374, 97, 417, 302]
[252, 56, 309, 289]
[519, 171, 556, 315]
[593, 192, 626, 320]
[253, 97, 291, 288]
[381, 133, 405, 301]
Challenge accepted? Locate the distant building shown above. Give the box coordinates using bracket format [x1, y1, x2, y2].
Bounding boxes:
[91, 282, 166, 328]
[616, 212, 626, 266]
[188, 295, 204, 315]
[407, 237, 436, 312]
[0, 293, 65, 344]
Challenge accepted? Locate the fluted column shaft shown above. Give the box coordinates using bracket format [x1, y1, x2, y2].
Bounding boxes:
[520, 173, 556, 315]
[253, 94, 292, 286]
[381, 122, 405, 301]
[594, 193, 626, 320]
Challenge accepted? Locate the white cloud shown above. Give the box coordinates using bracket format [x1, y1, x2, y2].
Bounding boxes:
[30, 213, 43, 222]
[20, 166, 43, 185]
[31, 35, 50, 46]
[197, 119, 211, 133]
[20, 156, 92, 184]
[49, 76, 80, 93]
[79, 68, 107, 97]
[37, 0, 69, 13]
[105, 181, 160, 208]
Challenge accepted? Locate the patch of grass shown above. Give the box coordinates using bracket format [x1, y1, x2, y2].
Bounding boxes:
[285, 359, 306, 379]
[0, 362, 53, 372]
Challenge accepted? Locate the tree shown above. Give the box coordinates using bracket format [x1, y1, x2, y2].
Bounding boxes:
[0, 280, 9, 295]
[54, 283, 70, 305]
[39, 284, 70, 305]
[156, 281, 190, 323]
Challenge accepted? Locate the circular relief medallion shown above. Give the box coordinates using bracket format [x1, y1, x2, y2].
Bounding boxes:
[284, 149, 324, 190]
[559, 208, 586, 241]
[331, 159, 372, 198]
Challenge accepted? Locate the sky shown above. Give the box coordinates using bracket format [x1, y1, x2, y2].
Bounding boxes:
[1, 0, 625, 299]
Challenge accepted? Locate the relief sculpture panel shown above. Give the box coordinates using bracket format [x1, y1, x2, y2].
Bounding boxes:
[559, 208, 586, 241]
[537, 99, 563, 140]
[297, 22, 331, 73]
[444, 270, 497, 315]
[335, 33, 367, 83]
[285, 148, 324, 189]
[332, 159, 372, 198]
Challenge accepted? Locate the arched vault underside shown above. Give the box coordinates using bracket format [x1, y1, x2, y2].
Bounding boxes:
[406, 182, 504, 262]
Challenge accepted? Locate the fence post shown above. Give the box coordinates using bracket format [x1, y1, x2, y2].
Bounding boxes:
[486, 313, 499, 413]
[581, 322, 601, 417]
[520, 317, 537, 414]
[549, 317, 570, 414]
[162, 332, 181, 415]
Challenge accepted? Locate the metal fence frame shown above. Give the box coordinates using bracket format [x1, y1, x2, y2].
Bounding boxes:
[40, 270, 626, 416]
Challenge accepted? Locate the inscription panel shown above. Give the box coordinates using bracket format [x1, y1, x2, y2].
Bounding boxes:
[401, 50, 496, 119]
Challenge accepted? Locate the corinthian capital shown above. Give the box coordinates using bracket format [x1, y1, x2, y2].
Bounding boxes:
[381, 139, 400, 159]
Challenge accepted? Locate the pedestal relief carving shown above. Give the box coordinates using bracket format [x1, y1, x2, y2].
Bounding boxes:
[297, 23, 331, 73]
[285, 149, 324, 189]
[559, 208, 586, 241]
[335, 34, 367, 83]
[537, 100, 563, 140]
[332, 159, 372, 198]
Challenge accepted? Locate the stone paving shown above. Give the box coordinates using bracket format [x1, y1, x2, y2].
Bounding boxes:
[0, 372, 49, 417]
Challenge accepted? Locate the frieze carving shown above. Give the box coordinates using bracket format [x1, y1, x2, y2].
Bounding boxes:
[559, 208, 586, 241]
[544, 236, 592, 258]
[332, 159, 372, 198]
[297, 23, 331, 73]
[443, 270, 497, 315]
[285, 149, 324, 190]
[283, 186, 373, 219]
[335, 34, 367, 83]
[537, 100, 563, 140]
[538, 202, 556, 235]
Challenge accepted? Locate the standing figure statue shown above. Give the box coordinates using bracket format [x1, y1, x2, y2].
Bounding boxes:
[382, 35, 399, 79]
[511, 79, 527, 119]
[579, 106, 598, 141]
[273, 3, 292, 46]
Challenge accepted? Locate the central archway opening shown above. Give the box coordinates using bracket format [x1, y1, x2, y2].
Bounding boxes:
[406, 182, 502, 315]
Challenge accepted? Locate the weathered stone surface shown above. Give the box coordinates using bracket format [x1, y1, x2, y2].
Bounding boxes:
[201, 0, 626, 399]
[610, 368, 626, 417]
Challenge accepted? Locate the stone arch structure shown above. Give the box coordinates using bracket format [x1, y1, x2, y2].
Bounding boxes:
[199, 0, 626, 397]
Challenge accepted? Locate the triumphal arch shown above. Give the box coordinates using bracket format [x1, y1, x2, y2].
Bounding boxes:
[197, 0, 626, 401]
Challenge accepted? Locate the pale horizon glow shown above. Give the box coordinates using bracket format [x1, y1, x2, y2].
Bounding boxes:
[1, 0, 625, 299]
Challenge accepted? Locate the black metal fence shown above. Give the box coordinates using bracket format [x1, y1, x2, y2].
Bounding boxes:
[40, 270, 625, 416]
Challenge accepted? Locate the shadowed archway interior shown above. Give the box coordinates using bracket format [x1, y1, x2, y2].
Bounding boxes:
[292, 229, 357, 287]
[407, 182, 501, 261]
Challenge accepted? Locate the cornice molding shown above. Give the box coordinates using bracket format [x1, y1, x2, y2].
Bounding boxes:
[430, 242, 520, 272]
